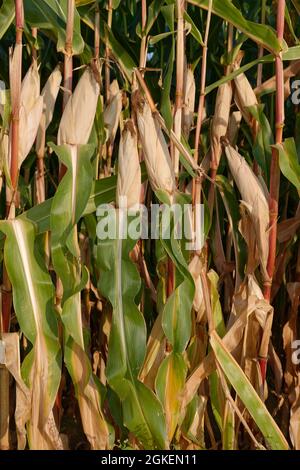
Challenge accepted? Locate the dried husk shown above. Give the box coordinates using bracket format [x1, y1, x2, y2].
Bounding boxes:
[103, 79, 122, 145]
[283, 283, 300, 449]
[9, 62, 43, 169]
[182, 66, 196, 138]
[136, 99, 176, 197]
[116, 120, 141, 209]
[224, 144, 270, 282]
[2, 333, 31, 450]
[58, 67, 100, 145]
[228, 111, 242, 145]
[36, 65, 62, 156]
[188, 253, 205, 322]
[211, 82, 233, 167]
[255, 60, 300, 98]
[233, 54, 258, 132]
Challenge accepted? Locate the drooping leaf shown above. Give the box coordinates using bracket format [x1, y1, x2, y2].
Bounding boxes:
[210, 331, 289, 450]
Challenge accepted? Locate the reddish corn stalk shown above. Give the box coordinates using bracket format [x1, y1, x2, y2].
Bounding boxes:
[59, 0, 74, 181]
[2, 0, 24, 333]
[264, 0, 285, 302]
[105, 0, 113, 103]
[193, 0, 212, 166]
[139, 0, 147, 70]
[10, 0, 23, 195]
[261, 0, 285, 382]
[173, 0, 184, 176]
[192, 0, 212, 234]
[94, 3, 100, 61]
[63, 0, 74, 109]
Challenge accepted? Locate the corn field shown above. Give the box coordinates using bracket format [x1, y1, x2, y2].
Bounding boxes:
[0, 0, 299, 452]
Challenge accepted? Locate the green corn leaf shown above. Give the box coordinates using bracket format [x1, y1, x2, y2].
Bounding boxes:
[97, 209, 167, 449]
[188, 0, 284, 54]
[0, 219, 61, 449]
[210, 331, 290, 450]
[274, 138, 300, 192]
[24, 0, 85, 55]
[222, 401, 235, 450]
[50, 143, 111, 449]
[184, 10, 204, 46]
[155, 352, 187, 442]
[0, 0, 15, 39]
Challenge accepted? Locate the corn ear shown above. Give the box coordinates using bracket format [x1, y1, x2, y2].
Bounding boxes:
[136, 98, 176, 198]
[9, 62, 43, 169]
[58, 67, 100, 145]
[103, 79, 122, 145]
[36, 65, 62, 156]
[224, 143, 270, 282]
[116, 120, 141, 209]
[211, 82, 233, 167]
[233, 54, 258, 132]
[182, 66, 196, 139]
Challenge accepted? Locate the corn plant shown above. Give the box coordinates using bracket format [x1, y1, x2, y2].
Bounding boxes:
[0, 0, 299, 451]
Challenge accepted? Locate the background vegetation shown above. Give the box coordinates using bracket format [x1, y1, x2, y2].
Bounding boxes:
[0, 0, 299, 450]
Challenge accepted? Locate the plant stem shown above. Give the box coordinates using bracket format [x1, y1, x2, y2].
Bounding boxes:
[94, 3, 100, 61]
[264, 0, 285, 302]
[139, 0, 147, 70]
[261, 0, 285, 382]
[256, 0, 267, 87]
[10, 0, 23, 194]
[208, 22, 233, 211]
[63, 0, 74, 110]
[193, 0, 212, 165]
[192, 0, 212, 222]
[105, 0, 112, 103]
[0, 365, 10, 450]
[173, 0, 184, 176]
[59, 0, 74, 181]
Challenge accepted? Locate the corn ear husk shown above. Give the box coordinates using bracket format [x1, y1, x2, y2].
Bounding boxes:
[36, 65, 62, 156]
[58, 67, 100, 145]
[9, 62, 43, 169]
[224, 144, 270, 282]
[183, 67, 196, 139]
[228, 111, 242, 146]
[116, 120, 141, 209]
[9, 43, 22, 116]
[136, 99, 176, 197]
[189, 254, 205, 322]
[103, 80, 122, 145]
[211, 82, 232, 167]
[233, 54, 258, 131]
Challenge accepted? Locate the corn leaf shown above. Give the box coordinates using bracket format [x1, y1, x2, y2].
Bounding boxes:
[0, 219, 62, 449]
[188, 0, 283, 54]
[50, 143, 111, 449]
[274, 138, 300, 191]
[24, 0, 84, 54]
[0, 0, 14, 39]
[97, 210, 167, 449]
[210, 331, 289, 450]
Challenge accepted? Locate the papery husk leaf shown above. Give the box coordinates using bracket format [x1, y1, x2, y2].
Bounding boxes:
[211, 82, 232, 167]
[103, 80, 122, 145]
[36, 65, 62, 156]
[183, 66, 196, 139]
[116, 120, 141, 209]
[225, 144, 270, 282]
[58, 67, 100, 145]
[136, 99, 176, 197]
